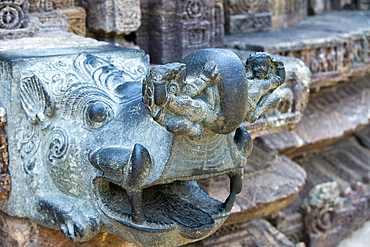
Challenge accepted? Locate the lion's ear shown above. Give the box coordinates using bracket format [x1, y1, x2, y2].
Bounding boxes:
[20, 75, 54, 129]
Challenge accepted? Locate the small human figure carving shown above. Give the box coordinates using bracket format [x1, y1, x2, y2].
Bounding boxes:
[244, 52, 286, 123]
[318, 48, 329, 72]
[327, 47, 337, 71]
[143, 60, 220, 138]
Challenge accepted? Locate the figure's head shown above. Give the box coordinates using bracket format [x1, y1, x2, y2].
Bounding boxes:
[252, 57, 269, 79]
[245, 52, 274, 80]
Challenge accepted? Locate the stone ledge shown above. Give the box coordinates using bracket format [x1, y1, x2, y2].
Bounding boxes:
[226, 11, 370, 90]
[259, 74, 370, 157]
[274, 132, 370, 246]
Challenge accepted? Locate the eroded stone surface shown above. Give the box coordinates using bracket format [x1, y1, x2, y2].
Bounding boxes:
[0, 0, 87, 39]
[0, 34, 108, 51]
[224, 0, 308, 34]
[0, 1, 39, 39]
[224, 0, 272, 34]
[270, 0, 308, 30]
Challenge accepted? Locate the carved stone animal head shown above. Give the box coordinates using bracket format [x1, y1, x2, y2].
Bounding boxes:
[4, 48, 254, 247]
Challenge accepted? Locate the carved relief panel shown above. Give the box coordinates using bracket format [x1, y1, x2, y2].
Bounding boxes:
[343, 35, 369, 71]
[177, 0, 212, 58]
[225, 0, 272, 34]
[0, 0, 27, 29]
[302, 182, 367, 247]
[273, 43, 344, 90]
[137, 0, 224, 64]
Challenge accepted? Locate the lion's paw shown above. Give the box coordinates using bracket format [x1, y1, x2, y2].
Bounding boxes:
[57, 205, 102, 242]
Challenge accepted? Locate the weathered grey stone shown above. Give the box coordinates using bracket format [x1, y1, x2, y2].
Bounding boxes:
[0, 34, 108, 51]
[224, 0, 272, 35]
[224, 0, 308, 34]
[0, 1, 40, 39]
[0, 210, 135, 247]
[0, 0, 28, 30]
[0, 45, 286, 246]
[302, 181, 367, 247]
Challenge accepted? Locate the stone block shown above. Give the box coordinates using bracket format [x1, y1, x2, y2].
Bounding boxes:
[0, 210, 134, 247]
[137, 0, 224, 64]
[274, 134, 370, 245]
[0, 44, 287, 246]
[76, 0, 141, 36]
[224, 0, 272, 34]
[59, 7, 86, 36]
[269, 0, 308, 30]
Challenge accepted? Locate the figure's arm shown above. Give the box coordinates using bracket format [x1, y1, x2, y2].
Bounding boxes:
[167, 94, 207, 123]
[186, 60, 219, 97]
[273, 58, 285, 85]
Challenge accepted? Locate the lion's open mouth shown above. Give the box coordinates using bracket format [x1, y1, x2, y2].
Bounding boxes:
[92, 177, 231, 239]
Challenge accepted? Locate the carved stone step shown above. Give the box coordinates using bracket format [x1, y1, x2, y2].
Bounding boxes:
[187, 218, 305, 247]
[226, 11, 370, 90]
[259, 75, 370, 157]
[274, 133, 370, 246]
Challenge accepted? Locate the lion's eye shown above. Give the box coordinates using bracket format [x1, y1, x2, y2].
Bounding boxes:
[85, 102, 113, 129]
[168, 83, 178, 94]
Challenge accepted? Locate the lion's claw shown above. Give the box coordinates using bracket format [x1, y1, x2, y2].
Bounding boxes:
[57, 208, 102, 242]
